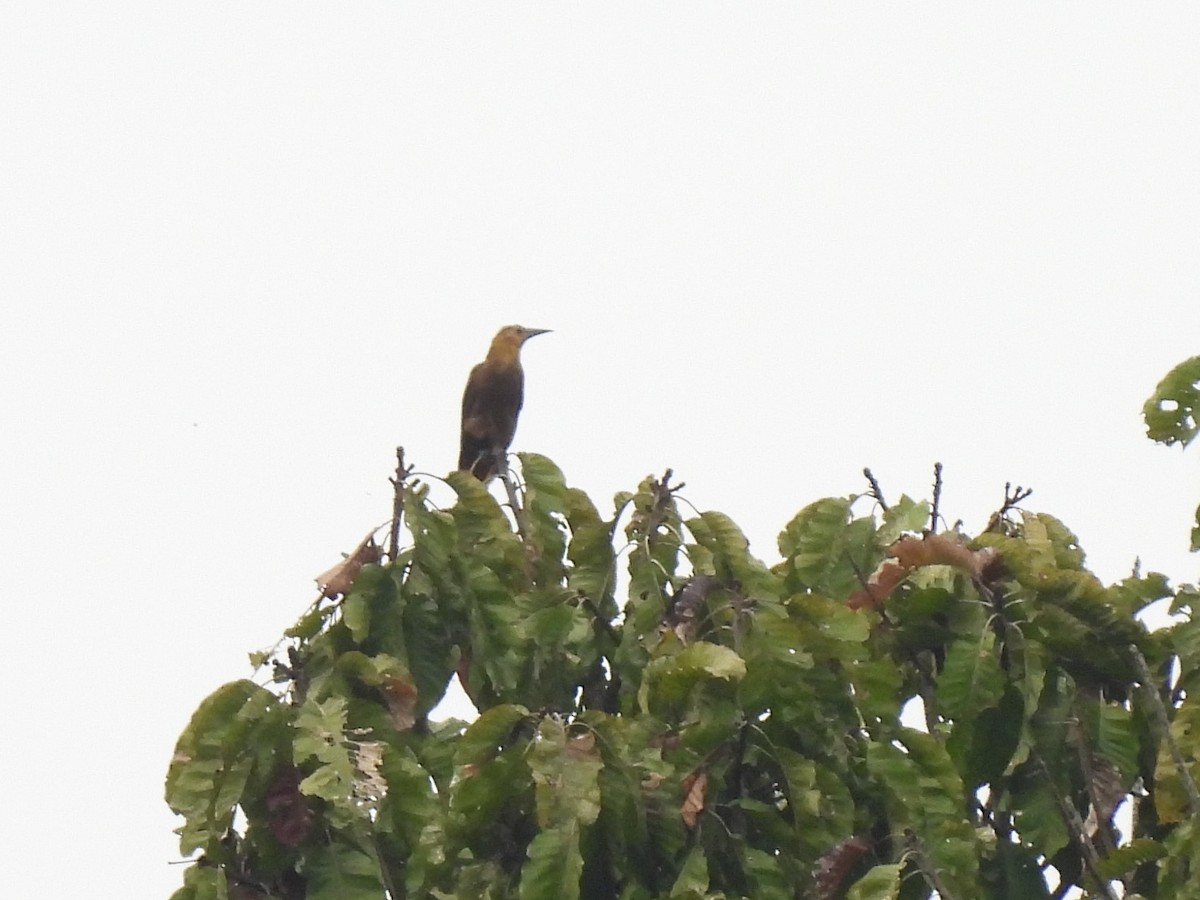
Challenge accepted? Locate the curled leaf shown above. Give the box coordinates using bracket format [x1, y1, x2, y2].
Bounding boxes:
[380, 674, 419, 732]
[314, 531, 382, 600]
[847, 532, 998, 610]
[680, 770, 708, 829]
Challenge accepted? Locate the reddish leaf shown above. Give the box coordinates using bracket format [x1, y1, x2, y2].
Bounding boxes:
[379, 674, 419, 732]
[265, 768, 315, 847]
[813, 835, 871, 898]
[847, 533, 999, 609]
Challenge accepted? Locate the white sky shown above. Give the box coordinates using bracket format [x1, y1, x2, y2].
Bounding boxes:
[2, 5, 1198, 897]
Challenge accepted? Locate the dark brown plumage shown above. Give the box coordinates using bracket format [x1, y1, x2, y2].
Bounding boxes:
[459, 325, 550, 480]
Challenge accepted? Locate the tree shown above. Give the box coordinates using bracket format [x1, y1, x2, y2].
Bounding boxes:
[166, 358, 1200, 900]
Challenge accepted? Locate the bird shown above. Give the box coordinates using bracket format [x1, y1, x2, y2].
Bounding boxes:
[459, 324, 550, 480]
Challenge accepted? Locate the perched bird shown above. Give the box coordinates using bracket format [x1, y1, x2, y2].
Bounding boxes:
[459, 324, 550, 480]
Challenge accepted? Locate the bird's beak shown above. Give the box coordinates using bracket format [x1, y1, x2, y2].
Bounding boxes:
[522, 328, 552, 341]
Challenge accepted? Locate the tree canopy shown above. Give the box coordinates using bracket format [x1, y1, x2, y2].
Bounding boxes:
[166, 357, 1200, 900]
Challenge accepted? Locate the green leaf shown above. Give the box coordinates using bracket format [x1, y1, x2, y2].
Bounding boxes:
[686, 510, 779, 594]
[398, 591, 456, 718]
[1143, 355, 1200, 449]
[519, 825, 583, 900]
[343, 590, 370, 643]
[164, 679, 281, 856]
[938, 631, 1005, 721]
[1095, 838, 1167, 881]
[947, 684, 1024, 788]
[639, 642, 746, 713]
[448, 746, 534, 856]
[380, 746, 439, 846]
[1155, 694, 1200, 823]
[789, 593, 870, 643]
[1009, 763, 1070, 859]
[294, 697, 356, 804]
[669, 845, 709, 896]
[456, 704, 532, 767]
[866, 731, 981, 895]
[845, 863, 902, 900]
[305, 842, 386, 900]
[741, 844, 790, 896]
[1089, 701, 1139, 783]
[983, 841, 1052, 899]
[287, 603, 331, 640]
[778, 498, 879, 597]
[877, 494, 931, 545]
[526, 718, 603, 830]
[518, 452, 572, 506]
[1158, 818, 1200, 898]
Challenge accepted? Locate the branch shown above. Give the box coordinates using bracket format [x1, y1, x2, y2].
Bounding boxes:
[902, 829, 960, 900]
[862, 467, 888, 511]
[497, 453, 534, 550]
[387, 446, 413, 563]
[372, 832, 402, 900]
[637, 468, 685, 552]
[929, 462, 943, 532]
[1129, 643, 1200, 817]
[1031, 749, 1120, 900]
[985, 481, 1034, 532]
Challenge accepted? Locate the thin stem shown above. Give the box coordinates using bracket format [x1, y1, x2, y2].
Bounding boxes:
[1031, 750, 1119, 900]
[387, 446, 412, 563]
[902, 829, 960, 900]
[498, 454, 533, 549]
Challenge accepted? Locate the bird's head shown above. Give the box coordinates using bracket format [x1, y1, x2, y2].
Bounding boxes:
[488, 325, 551, 360]
[499, 324, 551, 345]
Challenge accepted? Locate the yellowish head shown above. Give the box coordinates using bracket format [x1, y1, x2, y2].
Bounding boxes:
[487, 325, 551, 361]
[496, 324, 551, 345]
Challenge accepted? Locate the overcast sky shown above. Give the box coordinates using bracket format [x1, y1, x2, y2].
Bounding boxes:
[2, 5, 1198, 897]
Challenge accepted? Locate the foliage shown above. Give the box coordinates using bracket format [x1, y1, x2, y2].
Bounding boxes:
[1143, 354, 1200, 550]
[165, 362, 1200, 899]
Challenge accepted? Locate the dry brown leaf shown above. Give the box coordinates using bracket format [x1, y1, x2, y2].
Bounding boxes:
[890, 532, 995, 577]
[314, 531, 382, 599]
[680, 770, 708, 829]
[847, 558, 907, 611]
[813, 835, 871, 899]
[848, 533, 1000, 610]
[379, 674, 419, 732]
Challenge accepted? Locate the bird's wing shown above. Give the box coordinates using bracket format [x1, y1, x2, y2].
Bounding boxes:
[458, 362, 524, 473]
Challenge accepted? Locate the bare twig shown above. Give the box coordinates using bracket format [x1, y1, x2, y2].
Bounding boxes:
[1031, 749, 1120, 900]
[640, 469, 685, 546]
[985, 481, 1034, 532]
[387, 446, 413, 562]
[1129, 643, 1200, 817]
[863, 467, 888, 511]
[930, 462, 943, 532]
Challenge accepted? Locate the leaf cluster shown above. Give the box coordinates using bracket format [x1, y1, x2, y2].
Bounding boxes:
[166, 424, 1200, 898]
